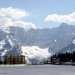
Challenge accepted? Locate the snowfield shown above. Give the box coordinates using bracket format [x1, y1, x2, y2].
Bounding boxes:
[0, 65, 75, 75]
[21, 46, 51, 64]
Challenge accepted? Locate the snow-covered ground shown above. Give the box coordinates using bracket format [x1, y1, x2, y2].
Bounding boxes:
[21, 46, 51, 64]
[0, 65, 75, 75]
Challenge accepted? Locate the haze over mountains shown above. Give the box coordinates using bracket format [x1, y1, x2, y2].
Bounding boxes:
[0, 23, 75, 64]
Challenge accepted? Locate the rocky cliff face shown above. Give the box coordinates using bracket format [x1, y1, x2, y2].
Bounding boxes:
[57, 36, 75, 54]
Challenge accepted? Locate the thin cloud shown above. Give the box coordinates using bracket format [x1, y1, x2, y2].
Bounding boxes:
[45, 12, 75, 23]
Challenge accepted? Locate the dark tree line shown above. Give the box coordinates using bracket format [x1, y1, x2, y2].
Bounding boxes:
[51, 51, 75, 65]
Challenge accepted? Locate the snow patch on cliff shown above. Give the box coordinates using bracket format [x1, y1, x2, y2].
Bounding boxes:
[21, 46, 51, 64]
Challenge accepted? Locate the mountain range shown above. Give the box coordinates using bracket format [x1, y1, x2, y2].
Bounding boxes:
[0, 23, 75, 64]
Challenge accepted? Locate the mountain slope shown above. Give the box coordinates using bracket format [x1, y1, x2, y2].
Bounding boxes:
[57, 36, 75, 53]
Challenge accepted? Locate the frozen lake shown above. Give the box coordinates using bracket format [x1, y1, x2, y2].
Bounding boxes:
[0, 65, 75, 75]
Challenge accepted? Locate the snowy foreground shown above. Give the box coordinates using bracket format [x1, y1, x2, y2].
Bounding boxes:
[0, 65, 75, 75]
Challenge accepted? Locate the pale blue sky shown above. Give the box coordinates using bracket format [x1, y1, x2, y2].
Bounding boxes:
[0, 0, 75, 28]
